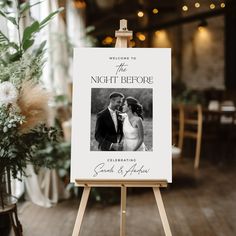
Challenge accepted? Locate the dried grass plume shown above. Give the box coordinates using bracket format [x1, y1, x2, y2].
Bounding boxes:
[18, 80, 51, 133]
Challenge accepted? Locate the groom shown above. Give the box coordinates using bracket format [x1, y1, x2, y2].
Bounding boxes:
[95, 92, 124, 151]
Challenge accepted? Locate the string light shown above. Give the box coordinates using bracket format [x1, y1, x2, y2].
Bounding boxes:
[153, 8, 159, 14]
[182, 5, 188, 11]
[195, 2, 200, 8]
[197, 19, 208, 32]
[153, 30, 170, 47]
[136, 32, 146, 41]
[137, 11, 144, 17]
[155, 30, 161, 37]
[220, 3, 225, 8]
[210, 3, 215, 9]
[139, 34, 145, 41]
[73, 0, 86, 9]
[198, 26, 204, 32]
[102, 36, 113, 45]
[130, 41, 136, 47]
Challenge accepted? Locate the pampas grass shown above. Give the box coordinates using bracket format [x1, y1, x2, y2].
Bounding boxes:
[17, 80, 51, 133]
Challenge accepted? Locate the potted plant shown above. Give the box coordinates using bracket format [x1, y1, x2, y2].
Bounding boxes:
[0, 0, 63, 209]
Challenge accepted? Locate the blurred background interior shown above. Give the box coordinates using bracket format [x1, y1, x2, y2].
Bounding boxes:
[0, 0, 236, 235]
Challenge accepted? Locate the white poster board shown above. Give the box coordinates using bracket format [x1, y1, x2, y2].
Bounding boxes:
[71, 48, 171, 182]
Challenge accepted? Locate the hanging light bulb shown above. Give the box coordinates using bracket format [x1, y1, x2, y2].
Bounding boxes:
[102, 36, 113, 45]
[73, 0, 86, 9]
[139, 34, 146, 41]
[210, 3, 216, 9]
[136, 32, 146, 41]
[182, 5, 188, 11]
[137, 1, 145, 18]
[198, 19, 208, 31]
[155, 30, 161, 37]
[153, 8, 159, 14]
[137, 11, 144, 17]
[220, 3, 225, 8]
[130, 41, 136, 47]
[195, 2, 200, 8]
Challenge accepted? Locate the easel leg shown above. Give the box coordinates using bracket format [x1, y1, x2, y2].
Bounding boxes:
[153, 187, 172, 236]
[120, 186, 127, 236]
[72, 186, 91, 236]
[115, 37, 128, 48]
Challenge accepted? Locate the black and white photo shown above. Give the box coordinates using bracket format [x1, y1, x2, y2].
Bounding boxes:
[91, 89, 153, 151]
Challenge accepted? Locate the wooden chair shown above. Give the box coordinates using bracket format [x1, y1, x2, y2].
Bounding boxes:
[172, 104, 184, 159]
[182, 104, 203, 169]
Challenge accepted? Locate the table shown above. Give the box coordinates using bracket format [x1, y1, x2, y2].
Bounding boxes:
[202, 109, 236, 161]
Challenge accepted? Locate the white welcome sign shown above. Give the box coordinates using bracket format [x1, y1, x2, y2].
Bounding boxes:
[71, 48, 171, 182]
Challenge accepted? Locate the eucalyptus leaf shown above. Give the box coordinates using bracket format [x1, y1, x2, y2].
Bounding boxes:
[3, 126, 8, 133]
[6, 16, 17, 25]
[0, 0, 12, 8]
[39, 7, 64, 30]
[22, 21, 40, 44]
[0, 30, 10, 43]
[34, 40, 46, 56]
[20, 1, 42, 15]
[0, 10, 17, 25]
[8, 42, 19, 50]
[0, 33, 19, 51]
[8, 50, 22, 62]
[0, 149, 4, 157]
[23, 39, 34, 51]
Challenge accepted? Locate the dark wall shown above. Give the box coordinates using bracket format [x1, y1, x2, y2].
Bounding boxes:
[225, 0, 236, 89]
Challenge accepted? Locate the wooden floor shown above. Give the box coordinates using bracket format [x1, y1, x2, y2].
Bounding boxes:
[12, 159, 236, 236]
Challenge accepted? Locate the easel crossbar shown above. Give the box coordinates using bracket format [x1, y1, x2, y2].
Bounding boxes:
[75, 180, 168, 188]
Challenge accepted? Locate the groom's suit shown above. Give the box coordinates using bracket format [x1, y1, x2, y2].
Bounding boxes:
[95, 108, 123, 151]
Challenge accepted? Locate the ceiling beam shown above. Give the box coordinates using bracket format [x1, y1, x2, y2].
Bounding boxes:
[136, 8, 225, 32]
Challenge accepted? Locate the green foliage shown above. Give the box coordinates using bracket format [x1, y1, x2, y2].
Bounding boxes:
[0, 1, 64, 180]
[0, 1, 64, 84]
[0, 0, 12, 8]
[0, 52, 45, 86]
[34, 139, 71, 178]
[39, 7, 64, 30]
[0, 104, 58, 179]
[19, 1, 42, 15]
[22, 21, 40, 51]
[54, 94, 68, 104]
[0, 10, 17, 25]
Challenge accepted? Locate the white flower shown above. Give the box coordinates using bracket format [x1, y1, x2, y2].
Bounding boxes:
[0, 81, 18, 106]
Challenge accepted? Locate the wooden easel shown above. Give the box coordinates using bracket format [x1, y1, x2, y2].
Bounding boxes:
[72, 19, 172, 236]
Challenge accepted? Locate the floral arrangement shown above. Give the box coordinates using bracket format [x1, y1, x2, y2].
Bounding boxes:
[0, 1, 63, 182]
[0, 80, 57, 179]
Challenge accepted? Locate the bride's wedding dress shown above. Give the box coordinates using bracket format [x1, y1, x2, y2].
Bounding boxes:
[122, 116, 147, 151]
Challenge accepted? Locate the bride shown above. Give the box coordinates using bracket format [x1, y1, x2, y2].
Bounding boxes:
[121, 97, 147, 151]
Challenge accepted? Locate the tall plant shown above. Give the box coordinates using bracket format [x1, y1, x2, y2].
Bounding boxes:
[0, 0, 63, 85]
[0, 0, 63, 185]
